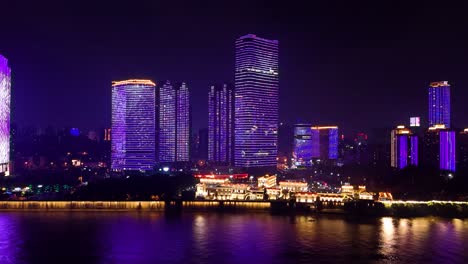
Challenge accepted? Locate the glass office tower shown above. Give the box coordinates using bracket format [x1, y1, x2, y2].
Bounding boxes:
[111, 79, 156, 171]
[234, 34, 279, 167]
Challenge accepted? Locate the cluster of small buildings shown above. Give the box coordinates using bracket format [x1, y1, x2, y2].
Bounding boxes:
[194, 173, 384, 203]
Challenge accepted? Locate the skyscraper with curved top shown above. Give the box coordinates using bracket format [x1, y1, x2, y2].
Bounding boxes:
[111, 79, 156, 171]
[0, 55, 10, 174]
[234, 34, 279, 168]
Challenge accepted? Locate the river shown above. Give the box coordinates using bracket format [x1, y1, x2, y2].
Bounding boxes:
[0, 212, 466, 263]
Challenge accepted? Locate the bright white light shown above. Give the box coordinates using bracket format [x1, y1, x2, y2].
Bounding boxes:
[163, 167, 170, 172]
[37, 185, 43, 188]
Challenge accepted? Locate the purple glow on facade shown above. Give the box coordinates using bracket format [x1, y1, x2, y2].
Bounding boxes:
[111, 80, 156, 171]
[429, 81, 450, 128]
[0, 55, 10, 173]
[159, 81, 190, 163]
[398, 135, 408, 169]
[391, 127, 418, 168]
[311, 129, 320, 158]
[440, 131, 455, 172]
[328, 128, 338, 159]
[208, 84, 234, 164]
[234, 34, 279, 167]
[310, 127, 338, 161]
[293, 124, 313, 166]
[410, 135, 418, 166]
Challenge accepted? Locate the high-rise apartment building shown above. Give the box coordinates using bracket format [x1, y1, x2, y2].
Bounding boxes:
[0, 55, 10, 174]
[428, 81, 450, 128]
[208, 84, 234, 164]
[390, 126, 418, 169]
[159, 81, 190, 163]
[423, 125, 455, 172]
[234, 34, 279, 168]
[111, 79, 156, 171]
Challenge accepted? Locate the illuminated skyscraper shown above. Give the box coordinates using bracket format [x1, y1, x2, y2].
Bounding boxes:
[440, 130, 455, 172]
[234, 34, 279, 167]
[111, 79, 156, 171]
[159, 81, 190, 163]
[423, 125, 455, 172]
[208, 84, 234, 164]
[311, 126, 339, 162]
[292, 124, 313, 167]
[428, 81, 450, 128]
[0, 55, 10, 174]
[390, 126, 418, 169]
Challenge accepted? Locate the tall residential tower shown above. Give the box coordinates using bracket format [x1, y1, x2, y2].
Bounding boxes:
[428, 81, 450, 128]
[111, 79, 156, 171]
[0, 55, 11, 174]
[208, 84, 234, 164]
[159, 81, 190, 163]
[234, 34, 279, 168]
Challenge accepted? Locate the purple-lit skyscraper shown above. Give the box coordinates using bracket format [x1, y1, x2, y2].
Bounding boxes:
[208, 84, 234, 164]
[311, 126, 338, 162]
[292, 124, 313, 167]
[428, 81, 450, 128]
[234, 34, 279, 168]
[111, 79, 156, 171]
[0, 55, 11, 174]
[440, 130, 455, 172]
[159, 81, 190, 163]
[391, 126, 418, 169]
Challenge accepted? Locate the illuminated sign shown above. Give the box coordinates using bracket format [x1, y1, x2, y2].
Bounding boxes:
[410, 117, 420, 127]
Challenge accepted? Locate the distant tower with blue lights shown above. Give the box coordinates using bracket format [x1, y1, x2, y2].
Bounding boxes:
[159, 81, 190, 163]
[111, 79, 156, 171]
[234, 34, 279, 168]
[208, 84, 234, 165]
[428, 81, 450, 128]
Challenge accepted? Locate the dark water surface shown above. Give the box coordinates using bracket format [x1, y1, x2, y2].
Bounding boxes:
[0, 212, 467, 264]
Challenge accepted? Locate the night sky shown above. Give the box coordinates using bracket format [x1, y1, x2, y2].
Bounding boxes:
[2, 0, 468, 136]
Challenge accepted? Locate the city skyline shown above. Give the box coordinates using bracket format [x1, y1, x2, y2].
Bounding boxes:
[3, 2, 468, 135]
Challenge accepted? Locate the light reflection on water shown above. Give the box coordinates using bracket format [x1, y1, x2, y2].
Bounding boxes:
[0, 212, 466, 264]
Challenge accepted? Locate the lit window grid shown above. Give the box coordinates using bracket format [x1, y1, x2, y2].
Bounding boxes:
[0, 55, 10, 172]
[111, 82, 156, 170]
[428, 84, 450, 128]
[159, 82, 176, 162]
[208, 85, 234, 163]
[159, 82, 190, 163]
[234, 35, 279, 167]
[176, 84, 190, 162]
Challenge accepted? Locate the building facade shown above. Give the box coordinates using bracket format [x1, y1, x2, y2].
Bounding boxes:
[111, 79, 156, 171]
[292, 124, 313, 167]
[423, 125, 456, 172]
[234, 34, 279, 168]
[390, 126, 418, 169]
[428, 81, 450, 128]
[312, 126, 339, 162]
[159, 81, 190, 163]
[208, 84, 234, 164]
[0, 55, 10, 174]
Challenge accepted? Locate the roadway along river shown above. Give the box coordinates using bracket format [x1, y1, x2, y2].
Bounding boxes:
[0, 212, 466, 263]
